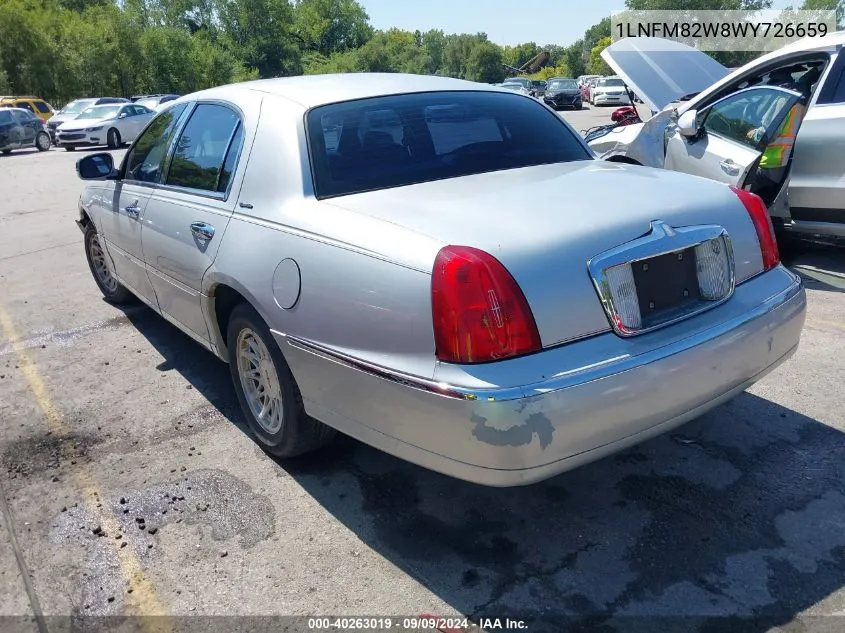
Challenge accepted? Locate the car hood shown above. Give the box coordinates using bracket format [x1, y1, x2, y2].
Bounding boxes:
[601, 37, 729, 113]
[59, 117, 110, 131]
[49, 113, 78, 126]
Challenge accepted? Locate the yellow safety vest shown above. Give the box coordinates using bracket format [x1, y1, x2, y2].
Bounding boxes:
[760, 103, 805, 170]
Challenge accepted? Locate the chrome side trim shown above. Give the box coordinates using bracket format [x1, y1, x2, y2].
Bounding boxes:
[587, 221, 736, 337]
[281, 270, 802, 403]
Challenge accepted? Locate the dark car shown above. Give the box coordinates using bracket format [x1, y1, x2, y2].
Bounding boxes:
[0, 107, 51, 154]
[543, 77, 583, 110]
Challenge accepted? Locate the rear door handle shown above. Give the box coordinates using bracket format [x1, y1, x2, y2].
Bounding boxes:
[190, 222, 215, 241]
[719, 159, 740, 175]
[124, 203, 141, 218]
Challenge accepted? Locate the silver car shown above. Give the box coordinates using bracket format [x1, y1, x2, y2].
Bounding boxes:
[589, 33, 845, 243]
[74, 74, 806, 486]
[57, 103, 156, 151]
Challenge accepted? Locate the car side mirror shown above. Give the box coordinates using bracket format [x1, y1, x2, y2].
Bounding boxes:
[118, 112, 127, 119]
[677, 110, 699, 137]
[77, 153, 117, 180]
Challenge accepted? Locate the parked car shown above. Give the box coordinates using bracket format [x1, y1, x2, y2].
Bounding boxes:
[590, 76, 632, 106]
[497, 82, 532, 96]
[0, 107, 51, 154]
[503, 77, 537, 96]
[577, 74, 601, 87]
[543, 77, 583, 110]
[133, 94, 181, 111]
[56, 103, 156, 151]
[46, 97, 129, 144]
[582, 77, 600, 102]
[589, 33, 845, 244]
[0, 96, 54, 122]
[530, 80, 547, 97]
[74, 74, 805, 487]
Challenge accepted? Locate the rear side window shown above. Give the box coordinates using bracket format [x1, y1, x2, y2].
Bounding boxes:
[34, 101, 51, 113]
[306, 90, 591, 198]
[166, 104, 242, 193]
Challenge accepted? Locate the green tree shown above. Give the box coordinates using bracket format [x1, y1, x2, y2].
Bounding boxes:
[799, 0, 844, 27]
[587, 36, 613, 75]
[293, 0, 373, 56]
[217, 0, 302, 77]
[466, 41, 504, 82]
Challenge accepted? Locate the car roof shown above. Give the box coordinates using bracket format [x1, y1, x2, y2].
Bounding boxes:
[182, 73, 506, 109]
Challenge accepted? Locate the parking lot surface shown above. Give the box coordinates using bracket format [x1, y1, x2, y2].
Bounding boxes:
[1, 109, 845, 633]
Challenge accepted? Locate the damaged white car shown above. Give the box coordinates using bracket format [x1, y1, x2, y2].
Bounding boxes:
[588, 34, 845, 243]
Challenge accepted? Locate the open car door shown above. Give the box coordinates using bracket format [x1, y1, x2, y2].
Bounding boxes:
[664, 86, 803, 188]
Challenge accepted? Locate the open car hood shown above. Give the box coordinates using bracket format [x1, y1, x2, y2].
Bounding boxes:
[601, 37, 730, 113]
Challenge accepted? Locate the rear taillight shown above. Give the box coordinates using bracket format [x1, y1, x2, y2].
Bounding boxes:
[431, 245, 541, 364]
[731, 186, 780, 272]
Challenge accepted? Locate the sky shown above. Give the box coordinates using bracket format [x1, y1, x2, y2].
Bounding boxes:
[357, 0, 797, 47]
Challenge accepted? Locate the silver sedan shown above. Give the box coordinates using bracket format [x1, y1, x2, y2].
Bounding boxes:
[73, 74, 806, 486]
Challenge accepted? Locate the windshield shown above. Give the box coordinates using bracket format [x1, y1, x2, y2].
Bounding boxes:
[306, 90, 592, 198]
[599, 78, 625, 88]
[548, 79, 577, 90]
[500, 84, 524, 91]
[77, 105, 121, 120]
[137, 98, 159, 109]
[61, 99, 95, 114]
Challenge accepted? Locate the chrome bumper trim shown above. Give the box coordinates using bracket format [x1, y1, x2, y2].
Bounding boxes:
[281, 268, 803, 404]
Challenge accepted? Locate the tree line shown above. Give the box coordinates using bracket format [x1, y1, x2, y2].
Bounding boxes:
[0, 0, 841, 107]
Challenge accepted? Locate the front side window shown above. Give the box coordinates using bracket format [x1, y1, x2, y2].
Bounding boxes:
[699, 87, 799, 148]
[124, 103, 189, 183]
[307, 90, 592, 198]
[10, 110, 29, 123]
[165, 103, 242, 193]
[0, 111, 12, 124]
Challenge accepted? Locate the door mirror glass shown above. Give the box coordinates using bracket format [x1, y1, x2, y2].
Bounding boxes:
[118, 112, 128, 119]
[77, 153, 115, 180]
[677, 110, 699, 137]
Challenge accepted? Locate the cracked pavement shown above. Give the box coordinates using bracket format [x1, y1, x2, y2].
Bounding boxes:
[1, 120, 844, 633]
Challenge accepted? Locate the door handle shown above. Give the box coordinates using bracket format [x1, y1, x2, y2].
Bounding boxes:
[190, 222, 215, 241]
[124, 202, 141, 218]
[719, 159, 740, 175]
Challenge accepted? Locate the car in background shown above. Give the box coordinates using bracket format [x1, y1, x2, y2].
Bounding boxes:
[47, 97, 129, 144]
[0, 96, 54, 122]
[503, 77, 538, 96]
[577, 74, 601, 87]
[530, 80, 547, 97]
[589, 33, 845, 245]
[582, 77, 600, 102]
[131, 94, 181, 110]
[74, 74, 805, 487]
[590, 76, 632, 106]
[0, 107, 51, 155]
[498, 82, 532, 97]
[56, 103, 155, 151]
[543, 77, 583, 110]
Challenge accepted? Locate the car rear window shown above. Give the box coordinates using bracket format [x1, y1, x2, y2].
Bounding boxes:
[306, 90, 591, 198]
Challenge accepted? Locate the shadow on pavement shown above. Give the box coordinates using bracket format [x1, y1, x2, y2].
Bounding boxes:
[120, 302, 845, 633]
[783, 242, 845, 294]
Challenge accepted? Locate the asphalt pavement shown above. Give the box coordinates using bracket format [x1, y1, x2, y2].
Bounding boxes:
[1, 113, 844, 633]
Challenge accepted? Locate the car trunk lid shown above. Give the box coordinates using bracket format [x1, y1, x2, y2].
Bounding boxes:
[325, 161, 764, 347]
[601, 37, 730, 113]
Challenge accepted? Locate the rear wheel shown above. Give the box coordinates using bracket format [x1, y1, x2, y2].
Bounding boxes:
[64, 145, 76, 152]
[35, 131, 50, 151]
[1, 149, 11, 155]
[227, 303, 336, 458]
[84, 223, 132, 303]
[107, 128, 121, 149]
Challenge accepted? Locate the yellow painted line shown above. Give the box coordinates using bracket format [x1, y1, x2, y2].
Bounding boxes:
[0, 305, 174, 632]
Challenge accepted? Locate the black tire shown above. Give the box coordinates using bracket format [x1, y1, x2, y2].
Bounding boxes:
[1, 149, 11, 155]
[65, 145, 76, 152]
[227, 303, 336, 458]
[83, 223, 133, 304]
[107, 128, 121, 150]
[35, 131, 50, 151]
[575, 102, 583, 110]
